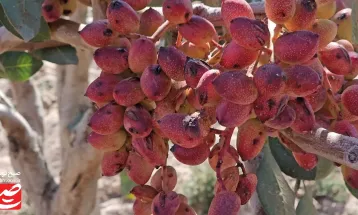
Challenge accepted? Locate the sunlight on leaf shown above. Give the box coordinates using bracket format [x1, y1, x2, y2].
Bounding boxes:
[257, 144, 296, 215]
[0, 51, 42, 81]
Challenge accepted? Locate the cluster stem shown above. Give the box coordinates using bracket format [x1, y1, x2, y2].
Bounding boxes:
[237, 162, 247, 176]
[248, 48, 263, 76]
[226, 146, 247, 175]
[161, 165, 168, 193]
[150, 20, 175, 43]
[176, 32, 183, 48]
[206, 47, 223, 65]
[210, 128, 225, 135]
[216, 127, 235, 191]
[211, 39, 223, 50]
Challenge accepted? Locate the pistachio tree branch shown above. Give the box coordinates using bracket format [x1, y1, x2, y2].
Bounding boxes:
[0, 19, 94, 54]
[0, 2, 265, 53]
[11, 41, 68, 51]
[49, 19, 96, 51]
[280, 128, 358, 170]
[0, 27, 24, 54]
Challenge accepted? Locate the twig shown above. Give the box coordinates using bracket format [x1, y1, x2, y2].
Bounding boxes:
[206, 45, 224, 65]
[226, 146, 247, 175]
[248, 49, 263, 76]
[174, 85, 189, 100]
[268, 20, 277, 63]
[12, 41, 68, 52]
[175, 32, 182, 48]
[237, 162, 247, 175]
[49, 19, 96, 51]
[149, 20, 175, 43]
[210, 39, 223, 50]
[0, 27, 25, 54]
[210, 128, 225, 135]
[272, 24, 283, 44]
[280, 128, 358, 170]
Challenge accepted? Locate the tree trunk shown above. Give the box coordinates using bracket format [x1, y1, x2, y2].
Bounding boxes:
[52, 3, 102, 215]
[11, 80, 45, 139]
[0, 101, 56, 215]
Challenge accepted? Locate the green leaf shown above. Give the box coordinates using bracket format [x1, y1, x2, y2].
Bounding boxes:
[0, 4, 50, 42]
[296, 187, 318, 215]
[30, 18, 51, 42]
[315, 157, 335, 180]
[119, 172, 136, 195]
[270, 137, 316, 180]
[269, 137, 334, 180]
[31, 45, 78, 65]
[257, 144, 296, 215]
[0, 4, 22, 38]
[352, 0, 358, 45]
[346, 182, 358, 199]
[0, 0, 43, 41]
[0, 51, 43, 81]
